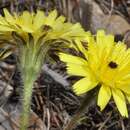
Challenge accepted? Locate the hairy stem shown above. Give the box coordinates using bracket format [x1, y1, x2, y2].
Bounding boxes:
[20, 67, 36, 130]
[19, 43, 49, 130]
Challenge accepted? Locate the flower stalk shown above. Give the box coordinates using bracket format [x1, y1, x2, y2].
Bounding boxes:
[19, 40, 50, 130]
[20, 71, 35, 130]
[64, 87, 98, 130]
[19, 50, 39, 130]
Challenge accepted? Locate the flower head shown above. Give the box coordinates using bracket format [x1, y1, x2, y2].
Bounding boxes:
[0, 8, 86, 73]
[59, 30, 130, 117]
[0, 9, 86, 45]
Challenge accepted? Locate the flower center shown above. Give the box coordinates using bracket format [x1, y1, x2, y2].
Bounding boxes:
[108, 61, 118, 69]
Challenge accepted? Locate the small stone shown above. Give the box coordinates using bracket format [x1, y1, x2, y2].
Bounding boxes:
[91, 1, 130, 35]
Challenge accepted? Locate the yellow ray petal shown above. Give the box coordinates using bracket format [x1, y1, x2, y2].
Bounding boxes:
[99, 35, 114, 59]
[52, 16, 66, 30]
[63, 23, 84, 38]
[19, 11, 33, 32]
[116, 80, 130, 94]
[22, 11, 33, 25]
[111, 42, 127, 63]
[73, 77, 98, 95]
[0, 16, 8, 25]
[4, 9, 15, 23]
[75, 39, 88, 59]
[96, 30, 105, 45]
[55, 16, 65, 24]
[45, 10, 57, 26]
[126, 93, 130, 103]
[112, 89, 128, 117]
[97, 85, 111, 111]
[66, 63, 89, 76]
[33, 10, 45, 30]
[59, 53, 88, 65]
[0, 25, 14, 31]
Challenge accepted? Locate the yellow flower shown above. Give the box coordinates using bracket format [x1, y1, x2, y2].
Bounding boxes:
[59, 30, 130, 117]
[0, 9, 86, 44]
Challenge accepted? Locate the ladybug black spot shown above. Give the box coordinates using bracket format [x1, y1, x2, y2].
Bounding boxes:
[108, 61, 118, 69]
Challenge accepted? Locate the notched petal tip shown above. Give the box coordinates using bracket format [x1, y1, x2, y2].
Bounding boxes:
[72, 78, 98, 95]
[112, 89, 128, 117]
[97, 85, 111, 111]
